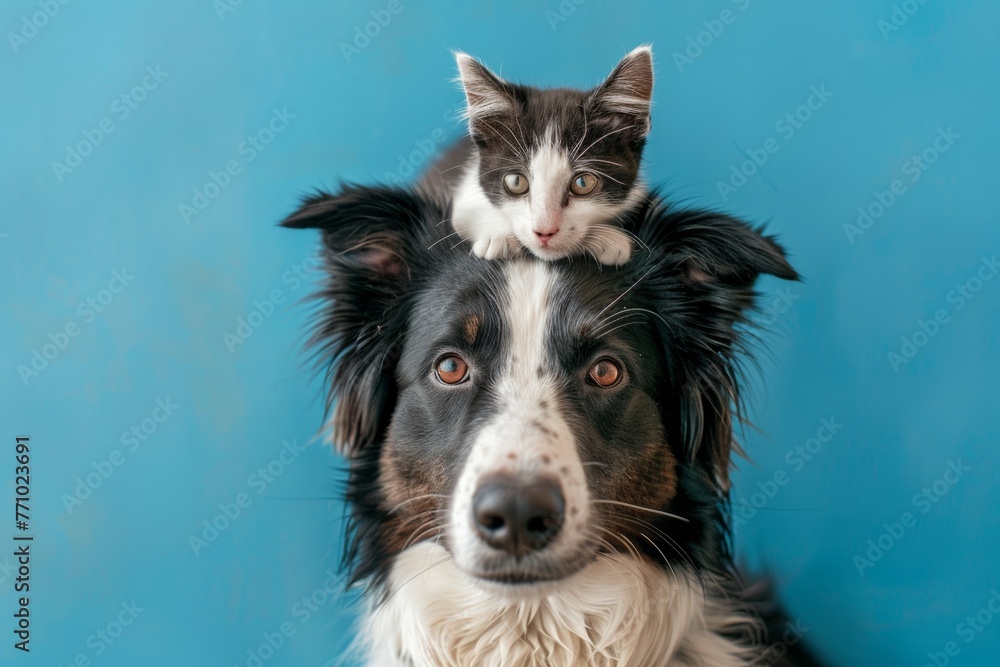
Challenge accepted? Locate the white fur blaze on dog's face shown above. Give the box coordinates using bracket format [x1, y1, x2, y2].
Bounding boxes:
[448, 260, 592, 581]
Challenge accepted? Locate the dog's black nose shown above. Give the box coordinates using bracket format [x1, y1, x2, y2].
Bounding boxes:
[472, 475, 565, 555]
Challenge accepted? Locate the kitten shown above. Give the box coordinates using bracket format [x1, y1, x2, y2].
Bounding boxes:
[447, 46, 654, 265]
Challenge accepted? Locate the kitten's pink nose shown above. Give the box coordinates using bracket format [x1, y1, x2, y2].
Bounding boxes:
[533, 215, 561, 246]
[534, 229, 559, 246]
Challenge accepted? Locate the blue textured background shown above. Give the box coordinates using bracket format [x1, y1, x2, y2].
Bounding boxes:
[2, 1, 998, 665]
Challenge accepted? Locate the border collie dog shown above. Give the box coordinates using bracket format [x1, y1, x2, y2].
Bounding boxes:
[282, 184, 820, 666]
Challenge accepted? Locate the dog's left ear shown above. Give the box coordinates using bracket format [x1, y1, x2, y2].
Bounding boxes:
[281, 184, 433, 457]
[638, 204, 799, 487]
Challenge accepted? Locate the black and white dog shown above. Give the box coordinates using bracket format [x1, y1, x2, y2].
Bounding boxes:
[282, 184, 822, 666]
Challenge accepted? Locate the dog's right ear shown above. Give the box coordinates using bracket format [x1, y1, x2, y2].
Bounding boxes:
[281, 184, 428, 456]
[633, 199, 799, 489]
[281, 184, 424, 285]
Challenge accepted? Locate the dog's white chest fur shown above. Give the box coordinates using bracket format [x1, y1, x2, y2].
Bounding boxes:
[361, 543, 754, 667]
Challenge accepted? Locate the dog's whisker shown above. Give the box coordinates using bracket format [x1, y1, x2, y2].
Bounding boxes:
[371, 556, 452, 620]
[384, 494, 450, 516]
[592, 499, 690, 523]
[593, 266, 657, 320]
[599, 510, 699, 572]
[636, 530, 678, 583]
[402, 524, 443, 551]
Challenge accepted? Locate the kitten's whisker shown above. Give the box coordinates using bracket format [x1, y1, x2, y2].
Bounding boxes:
[426, 230, 466, 250]
[491, 120, 528, 162]
[576, 165, 626, 186]
[570, 104, 590, 158]
[584, 225, 632, 248]
[574, 124, 638, 160]
[577, 157, 627, 167]
[427, 218, 514, 251]
[476, 165, 522, 178]
[613, 226, 650, 253]
[481, 155, 522, 165]
[510, 114, 530, 162]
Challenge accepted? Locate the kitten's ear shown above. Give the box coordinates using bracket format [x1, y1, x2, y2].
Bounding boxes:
[589, 45, 654, 137]
[281, 185, 430, 456]
[454, 52, 515, 138]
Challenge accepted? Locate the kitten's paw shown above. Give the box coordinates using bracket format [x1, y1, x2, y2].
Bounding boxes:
[589, 228, 633, 266]
[471, 234, 514, 260]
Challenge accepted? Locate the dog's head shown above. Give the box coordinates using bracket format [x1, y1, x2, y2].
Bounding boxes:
[283, 184, 796, 591]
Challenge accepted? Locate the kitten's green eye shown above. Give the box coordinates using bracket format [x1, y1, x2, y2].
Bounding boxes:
[570, 172, 599, 196]
[503, 172, 529, 195]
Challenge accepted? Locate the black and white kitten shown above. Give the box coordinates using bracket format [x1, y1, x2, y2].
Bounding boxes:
[448, 46, 654, 265]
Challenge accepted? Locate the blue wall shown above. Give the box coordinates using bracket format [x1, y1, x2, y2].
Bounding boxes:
[2, 1, 998, 665]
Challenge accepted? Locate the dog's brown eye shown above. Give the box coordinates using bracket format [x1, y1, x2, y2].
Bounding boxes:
[587, 359, 621, 388]
[435, 355, 469, 384]
[569, 172, 598, 196]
